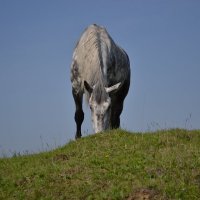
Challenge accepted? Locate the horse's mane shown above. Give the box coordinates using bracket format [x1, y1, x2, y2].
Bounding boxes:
[93, 78, 107, 104]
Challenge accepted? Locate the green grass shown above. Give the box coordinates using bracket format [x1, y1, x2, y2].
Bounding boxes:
[0, 129, 200, 199]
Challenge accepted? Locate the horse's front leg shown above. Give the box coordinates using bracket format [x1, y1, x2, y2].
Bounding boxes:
[72, 89, 84, 139]
[110, 100, 124, 129]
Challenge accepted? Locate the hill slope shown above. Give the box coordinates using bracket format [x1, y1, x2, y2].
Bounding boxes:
[0, 129, 200, 199]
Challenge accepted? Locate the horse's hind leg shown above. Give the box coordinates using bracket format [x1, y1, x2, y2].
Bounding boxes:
[72, 89, 84, 139]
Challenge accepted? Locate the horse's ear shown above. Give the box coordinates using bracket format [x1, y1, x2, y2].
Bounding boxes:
[84, 81, 93, 94]
[105, 82, 121, 93]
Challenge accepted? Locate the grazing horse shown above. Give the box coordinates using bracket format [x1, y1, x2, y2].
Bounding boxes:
[71, 24, 130, 139]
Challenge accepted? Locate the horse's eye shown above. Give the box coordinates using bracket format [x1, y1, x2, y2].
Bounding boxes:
[89, 105, 93, 110]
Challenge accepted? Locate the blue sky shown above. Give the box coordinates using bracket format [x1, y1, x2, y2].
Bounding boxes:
[0, 0, 200, 156]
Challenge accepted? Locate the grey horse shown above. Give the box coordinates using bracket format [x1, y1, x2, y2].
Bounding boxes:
[70, 24, 130, 139]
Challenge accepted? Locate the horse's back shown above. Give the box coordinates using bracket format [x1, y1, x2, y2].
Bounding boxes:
[71, 24, 130, 91]
[72, 24, 111, 71]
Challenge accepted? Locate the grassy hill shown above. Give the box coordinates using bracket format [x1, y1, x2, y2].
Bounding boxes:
[0, 129, 200, 199]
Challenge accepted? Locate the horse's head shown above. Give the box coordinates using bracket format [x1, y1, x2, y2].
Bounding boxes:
[84, 81, 121, 133]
